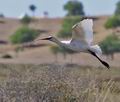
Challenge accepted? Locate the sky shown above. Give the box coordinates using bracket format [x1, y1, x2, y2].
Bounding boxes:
[0, 0, 119, 18]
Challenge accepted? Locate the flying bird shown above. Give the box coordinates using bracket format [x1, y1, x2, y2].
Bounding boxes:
[37, 19, 110, 69]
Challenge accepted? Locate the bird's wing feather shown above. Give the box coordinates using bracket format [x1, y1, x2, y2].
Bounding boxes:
[61, 40, 71, 44]
[72, 19, 93, 45]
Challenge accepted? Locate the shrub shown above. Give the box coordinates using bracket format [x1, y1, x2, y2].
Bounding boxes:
[115, 1, 120, 15]
[10, 26, 39, 44]
[57, 16, 81, 38]
[105, 16, 120, 29]
[99, 34, 120, 55]
[20, 15, 31, 25]
[50, 45, 75, 55]
[1, 54, 12, 59]
[50, 45, 75, 62]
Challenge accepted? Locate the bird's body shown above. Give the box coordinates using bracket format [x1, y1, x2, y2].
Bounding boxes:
[38, 19, 110, 69]
[62, 40, 89, 52]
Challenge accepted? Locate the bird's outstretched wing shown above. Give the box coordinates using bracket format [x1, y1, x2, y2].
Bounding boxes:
[72, 19, 93, 45]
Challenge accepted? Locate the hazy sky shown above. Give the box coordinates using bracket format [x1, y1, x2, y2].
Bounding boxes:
[0, 0, 119, 18]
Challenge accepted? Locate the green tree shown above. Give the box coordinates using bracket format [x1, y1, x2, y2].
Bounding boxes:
[115, 1, 120, 15]
[64, 0, 85, 16]
[0, 13, 4, 18]
[105, 15, 120, 29]
[99, 34, 120, 60]
[50, 45, 59, 62]
[10, 26, 39, 44]
[14, 46, 24, 58]
[50, 45, 75, 63]
[20, 14, 31, 25]
[105, 0, 120, 29]
[57, 16, 81, 38]
[29, 4, 37, 16]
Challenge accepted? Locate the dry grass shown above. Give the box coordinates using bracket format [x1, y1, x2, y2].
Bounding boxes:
[0, 63, 119, 102]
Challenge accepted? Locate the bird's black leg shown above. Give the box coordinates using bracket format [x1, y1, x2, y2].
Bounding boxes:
[88, 50, 110, 69]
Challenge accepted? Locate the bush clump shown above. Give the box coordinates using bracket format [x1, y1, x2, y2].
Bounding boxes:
[105, 15, 120, 29]
[99, 34, 120, 54]
[10, 26, 39, 44]
[20, 15, 31, 25]
[57, 16, 81, 38]
[1, 54, 13, 59]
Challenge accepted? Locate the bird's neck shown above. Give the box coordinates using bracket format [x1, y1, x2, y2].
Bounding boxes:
[52, 38, 67, 47]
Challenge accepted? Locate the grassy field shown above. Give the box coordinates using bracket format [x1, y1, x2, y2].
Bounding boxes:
[0, 63, 119, 102]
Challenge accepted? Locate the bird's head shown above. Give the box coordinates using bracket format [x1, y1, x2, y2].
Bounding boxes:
[40, 36, 54, 41]
[35, 36, 57, 43]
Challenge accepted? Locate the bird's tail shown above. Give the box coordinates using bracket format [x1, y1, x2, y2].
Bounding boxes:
[90, 45, 102, 55]
[89, 45, 110, 69]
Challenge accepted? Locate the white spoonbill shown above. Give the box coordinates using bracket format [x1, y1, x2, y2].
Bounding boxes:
[38, 19, 110, 69]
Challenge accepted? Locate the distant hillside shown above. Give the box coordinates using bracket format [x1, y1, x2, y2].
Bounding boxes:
[0, 18, 22, 41]
[0, 16, 119, 67]
[0, 17, 63, 41]
[0, 16, 111, 42]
